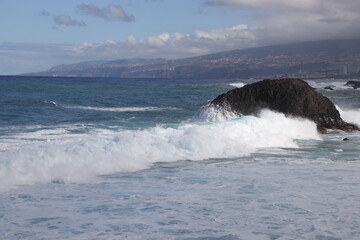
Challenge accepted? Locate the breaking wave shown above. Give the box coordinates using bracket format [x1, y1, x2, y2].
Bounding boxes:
[306, 80, 353, 90]
[62, 105, 179, 112]
[191, 102, 240, 122]
[36, 101, 179, 112]
[0, 107, 320, 192]
[229, 82, 247, 88]
[337, 106, 360, 127]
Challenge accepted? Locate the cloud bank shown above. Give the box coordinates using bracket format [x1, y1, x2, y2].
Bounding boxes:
[65, 0, 360, 62]
[67, 24, 256, 60]
[57, 0, 360, 61]
[205, 0, 360, 44]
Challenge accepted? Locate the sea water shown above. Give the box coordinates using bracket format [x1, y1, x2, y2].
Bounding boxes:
[0, 76, 359, 240]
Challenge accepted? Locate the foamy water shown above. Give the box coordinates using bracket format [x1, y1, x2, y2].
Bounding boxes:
[1, 76, 359, 240]
[229, 81, 247, 88]
[338, 106, 360, 126]
[191, 101, 240, 122]
[306, 80, 357, 90]
[62, 105, 180, 112]
[0, 110, 320, 192]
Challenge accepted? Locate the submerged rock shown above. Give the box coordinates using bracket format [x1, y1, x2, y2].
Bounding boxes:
[345, 80, 360, 89]
[211, 78, 359, 133]
[324, 86, 334, 91]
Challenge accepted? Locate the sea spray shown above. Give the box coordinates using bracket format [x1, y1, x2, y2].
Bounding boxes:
[0, 110, 320, 192]
[337, 106, 360, 127]
[229, 82, 247, 88]
[306, 80, 354, 90]
[191, 102, 239, 122]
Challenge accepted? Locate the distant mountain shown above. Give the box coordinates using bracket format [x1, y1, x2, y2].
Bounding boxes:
[27, 39, 360, 79]
[48, 60, 107, 72]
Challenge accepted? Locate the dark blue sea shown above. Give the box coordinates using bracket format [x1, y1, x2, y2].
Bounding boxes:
[0, 76, 360, 239]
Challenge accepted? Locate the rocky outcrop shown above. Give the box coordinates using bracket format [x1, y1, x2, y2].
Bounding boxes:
[211, 78, 359, 132]
[345, 80, 360, 89]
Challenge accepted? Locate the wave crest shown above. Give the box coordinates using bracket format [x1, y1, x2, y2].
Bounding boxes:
[191, 102, 239, 122]
[229, 82, 247, 88]
[63, 105, 179, 112]
[0, 110, 320, 192]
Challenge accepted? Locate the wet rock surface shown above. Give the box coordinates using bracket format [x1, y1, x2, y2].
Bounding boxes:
[345, 80, 360, 89]
[211, 78, 359, 132]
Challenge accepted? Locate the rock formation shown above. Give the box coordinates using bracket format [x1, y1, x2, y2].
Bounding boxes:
[211, 78, 359, 133]
[346, 80, 360, 89]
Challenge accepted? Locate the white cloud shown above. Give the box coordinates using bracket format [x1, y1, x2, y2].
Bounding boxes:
[65, 24, 257, 60]
[53, 15, 86, 27]
[76, 4, 135, 22]
[205, 0, 360, 45]
[67, 0, 360, 61]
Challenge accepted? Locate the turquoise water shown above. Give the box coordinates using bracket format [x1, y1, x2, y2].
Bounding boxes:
[0, 76, 360, 239]
[0, 76, 236, 132]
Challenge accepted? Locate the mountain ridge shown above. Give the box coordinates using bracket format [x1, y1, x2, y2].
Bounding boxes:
[27, 39, 360, 79]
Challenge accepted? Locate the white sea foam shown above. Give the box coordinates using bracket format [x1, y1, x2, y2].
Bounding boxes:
[37, 100, 176, 112]
[337, 106, 360, 127]
[306, 80, 352, 90]
[43, 100, 57, 106]
[191, 102, 240, 122]
[62, 105, 179, 112]
[0, 110, 320, 192]
[229, 82, 247, 88]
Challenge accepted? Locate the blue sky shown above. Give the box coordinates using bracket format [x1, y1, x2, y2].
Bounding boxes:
[1, 0, 360, 74]
[1, 0, 252, 44]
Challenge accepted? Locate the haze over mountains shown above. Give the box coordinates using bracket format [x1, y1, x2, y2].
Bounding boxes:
[28, 39, 360, 79]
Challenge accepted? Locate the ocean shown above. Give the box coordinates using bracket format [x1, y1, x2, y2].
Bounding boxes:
[0, 76, 360, 240]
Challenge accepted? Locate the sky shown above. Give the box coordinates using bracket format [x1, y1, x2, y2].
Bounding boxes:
[1, 0, 360, 75]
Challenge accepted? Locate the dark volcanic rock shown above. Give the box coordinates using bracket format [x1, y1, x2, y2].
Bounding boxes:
[211, 78, 359, 132]
[324, 86, 334, 91]
[345, 80, 360, 89]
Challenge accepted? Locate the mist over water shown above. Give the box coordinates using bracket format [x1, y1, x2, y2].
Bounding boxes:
[0, 76, 359, 239]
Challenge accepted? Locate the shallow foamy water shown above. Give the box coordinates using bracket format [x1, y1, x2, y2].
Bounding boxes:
[1, 146, 360, 240]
